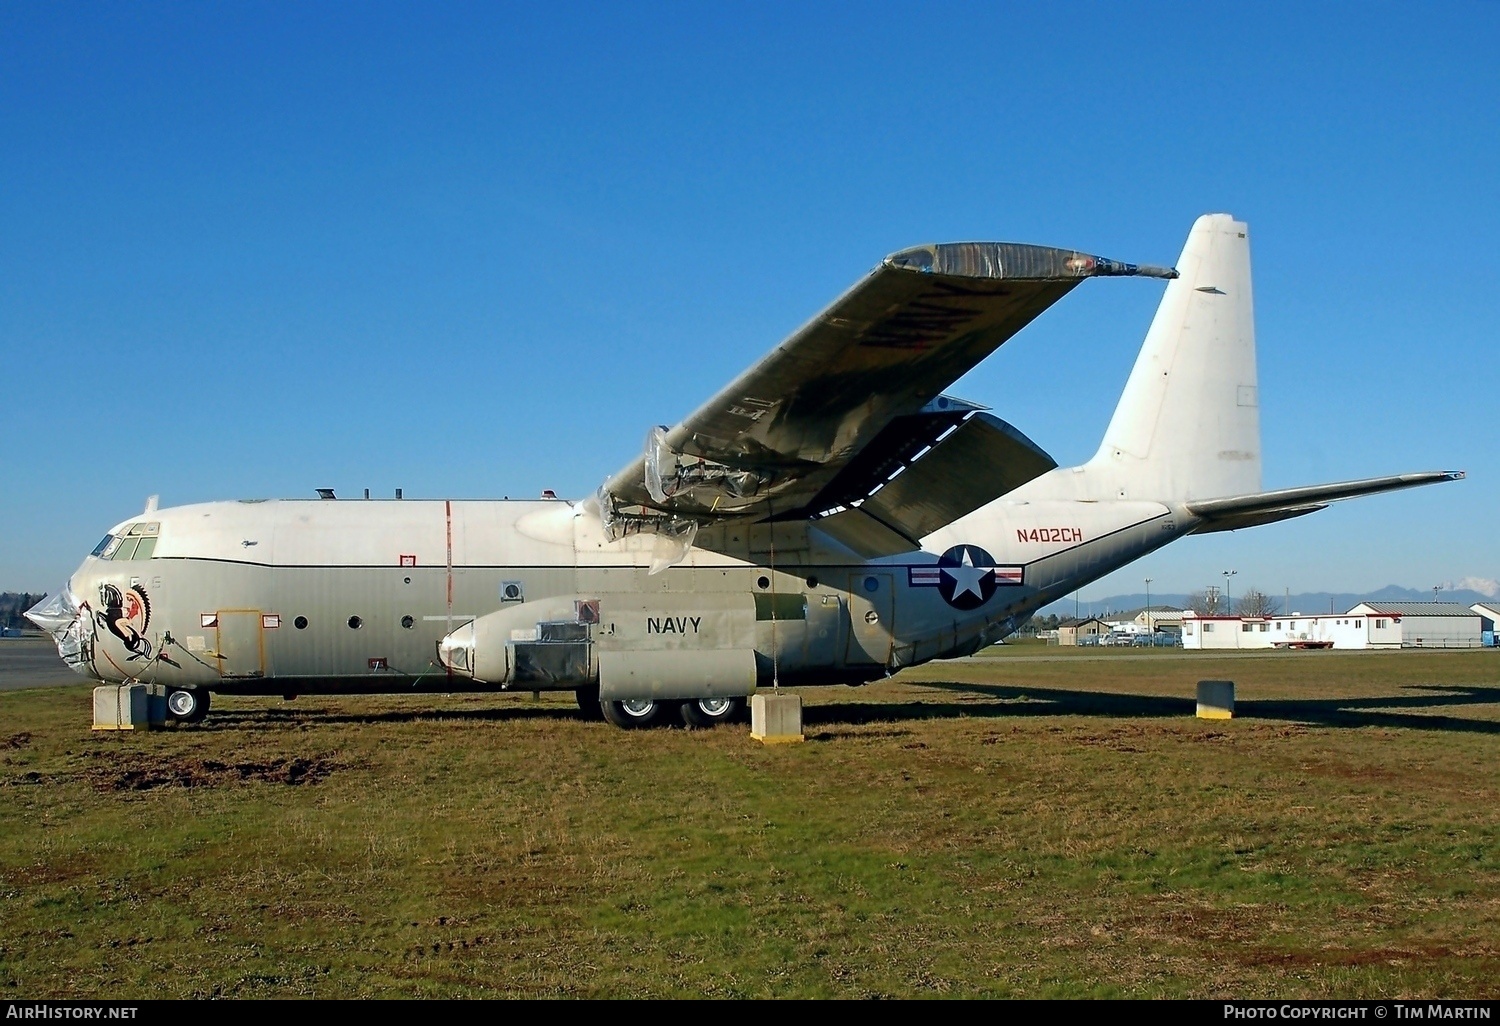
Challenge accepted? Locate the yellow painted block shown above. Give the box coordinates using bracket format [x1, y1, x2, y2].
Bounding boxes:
[751, 693, 804, 744]
[93, 684, 151, 730]
[1196, 679, 1235, 719]
[751, 731, 805, 745]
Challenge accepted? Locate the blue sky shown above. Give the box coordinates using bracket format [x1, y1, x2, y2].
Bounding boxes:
[2, 3, 1496, 599]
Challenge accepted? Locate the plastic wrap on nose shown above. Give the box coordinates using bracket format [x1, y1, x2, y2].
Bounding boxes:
[25, 589, 94, 675]
[437, 624, 476, 677]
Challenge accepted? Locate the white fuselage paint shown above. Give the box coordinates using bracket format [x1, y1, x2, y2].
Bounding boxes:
[53, 465, 1199, 695]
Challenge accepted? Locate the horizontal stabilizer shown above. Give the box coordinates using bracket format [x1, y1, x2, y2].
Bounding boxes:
[816, 413, 1058, 556]
[1187, 471, 1464, 534]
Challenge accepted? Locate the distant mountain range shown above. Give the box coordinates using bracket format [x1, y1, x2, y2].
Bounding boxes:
[1039, 583, 1499, 620]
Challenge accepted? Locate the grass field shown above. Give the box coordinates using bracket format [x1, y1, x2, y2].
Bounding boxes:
[2, 643, 1498, 998]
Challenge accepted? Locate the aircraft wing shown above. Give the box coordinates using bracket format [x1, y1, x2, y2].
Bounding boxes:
[1187, 471, 1465, 534]
[599, 241, 1175, 539]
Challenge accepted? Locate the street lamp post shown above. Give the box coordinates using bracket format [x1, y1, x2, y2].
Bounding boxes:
[1144, 577, 1153, 635]
[1223, 570, 1238, 614]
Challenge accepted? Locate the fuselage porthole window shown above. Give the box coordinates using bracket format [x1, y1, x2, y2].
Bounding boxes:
[864, 576, 879, 593]
[401, 615, 414, 629]
[348, 616, 362, 630]
[294, 616, 308, 630]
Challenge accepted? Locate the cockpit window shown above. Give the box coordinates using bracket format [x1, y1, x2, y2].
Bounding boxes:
[91, 535, 114, 557]
[96, 523, 161, 559]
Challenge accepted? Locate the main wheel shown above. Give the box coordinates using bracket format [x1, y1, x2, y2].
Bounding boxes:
[165, 687, 211, 724]
[680, 696, 743, 728]
[575, 686, 605, 721]
[600, 697, 667, 729]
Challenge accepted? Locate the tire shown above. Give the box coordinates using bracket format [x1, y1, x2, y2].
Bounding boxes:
[600, 697, 667, 729]
[575, 686, 605, 721]
[680, 696, 743, 729]
[166, 687, 210, 724]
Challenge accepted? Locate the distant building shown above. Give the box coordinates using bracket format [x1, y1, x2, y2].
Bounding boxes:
[1348, 602, 1483, 649]
[1056, 617, 1110, 646]
[1473, 603, 1500, 647]
[1134, 607, 1185, 633]
[1098, 606, 1185, 636]
[1182, 601, 1484, 650]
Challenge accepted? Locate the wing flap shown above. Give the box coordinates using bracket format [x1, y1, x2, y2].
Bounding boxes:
[780, 395, 982, 517]
[858, 414, 1058, 542]
[808, 413, 1058, 557]
[814, 507, 922, 559]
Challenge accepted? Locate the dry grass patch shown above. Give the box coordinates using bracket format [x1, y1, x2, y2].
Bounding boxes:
[0, 647, 1497, 997]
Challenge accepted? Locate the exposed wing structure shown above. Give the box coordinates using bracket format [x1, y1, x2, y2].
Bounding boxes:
[816, 411, 1058, 557]
[599, 241, 1175, 543]
[1187, 471, 1465, 534]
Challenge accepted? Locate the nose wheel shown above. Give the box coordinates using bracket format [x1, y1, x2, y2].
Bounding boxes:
[166, 688, 210, 724]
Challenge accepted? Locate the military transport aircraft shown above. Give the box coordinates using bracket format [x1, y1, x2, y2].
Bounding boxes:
[28, 214, 1462, 728]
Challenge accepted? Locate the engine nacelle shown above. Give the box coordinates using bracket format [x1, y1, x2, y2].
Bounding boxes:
[438, 596, 592, 686]
[437, 592, 761, 701]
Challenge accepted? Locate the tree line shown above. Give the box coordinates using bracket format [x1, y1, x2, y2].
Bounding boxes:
[1184, 587, 1279, 617]
[0, 593, 46, 631]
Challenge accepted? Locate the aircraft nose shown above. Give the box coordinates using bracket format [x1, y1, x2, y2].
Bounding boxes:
[437, 623, 476, 677]
[25, 586, 96, 678]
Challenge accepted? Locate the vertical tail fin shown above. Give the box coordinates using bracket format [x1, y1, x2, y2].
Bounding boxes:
[1089, 214, 1260, 501]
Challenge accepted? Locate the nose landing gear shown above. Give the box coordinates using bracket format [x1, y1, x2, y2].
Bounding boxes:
[165, 688, 210, 724]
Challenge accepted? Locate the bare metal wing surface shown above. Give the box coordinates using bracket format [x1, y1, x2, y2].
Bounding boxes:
[815, 410, 1060, 557]
[1186, 471, 1466, 534]
[598, 242, 1176, 542]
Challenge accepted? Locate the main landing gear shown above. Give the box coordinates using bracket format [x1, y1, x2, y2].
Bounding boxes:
[589, 694, 746, 729]
[680, 696, 740, 728]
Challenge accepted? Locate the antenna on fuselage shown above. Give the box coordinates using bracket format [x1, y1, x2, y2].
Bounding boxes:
[144, 495, 159, 513]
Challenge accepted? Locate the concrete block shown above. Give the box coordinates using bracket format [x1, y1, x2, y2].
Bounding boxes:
[1197, 679, 1235, 720]
[93, 684, 151, 730]
[145, 684, 167, 727]
[751, 691, 804, 744]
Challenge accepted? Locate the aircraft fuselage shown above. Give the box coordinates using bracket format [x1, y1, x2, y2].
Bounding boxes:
[49, 489, 1191, 699]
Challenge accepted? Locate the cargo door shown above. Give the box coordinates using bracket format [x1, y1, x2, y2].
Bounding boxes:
[844, 573, 894, 666]
[216, 610, 265, 678]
